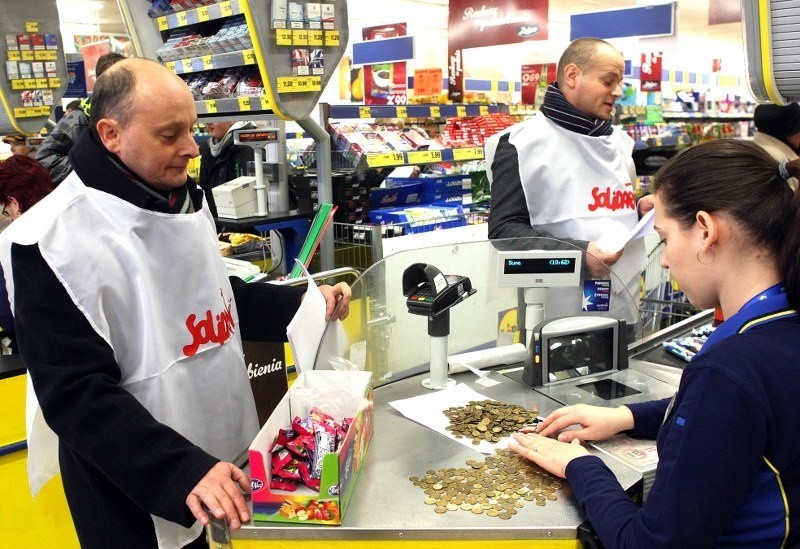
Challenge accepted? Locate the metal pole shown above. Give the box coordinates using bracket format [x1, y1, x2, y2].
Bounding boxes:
[297, 115, 334, 271]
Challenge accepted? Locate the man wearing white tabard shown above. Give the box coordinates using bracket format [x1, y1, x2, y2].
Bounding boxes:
[486, 37, 652, 336]
[0, 59, 350, 549]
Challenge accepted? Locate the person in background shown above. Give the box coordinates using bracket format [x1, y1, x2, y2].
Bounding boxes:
[0, 58, 351, 549]
[510, 139, 800, 547]
[485, 37, 652, 327]
[198, 120, 256, 218]
[0, 155, 55, 349]
[64, 99, 83, 116]
[2, 135, 37, 158]
[752, 102, 800, 162]
[35, 52, 126, 185]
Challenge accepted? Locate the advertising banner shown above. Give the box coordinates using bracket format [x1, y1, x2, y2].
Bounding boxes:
[520, 63, 556, 104]
[414, 68, 443, 98]
[80, 40, 111, 93]
[639, 52, 663, 93]
[360, 23, 408, 106]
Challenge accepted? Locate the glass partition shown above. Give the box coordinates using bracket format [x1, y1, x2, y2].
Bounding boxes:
[315, 237, 637, 387]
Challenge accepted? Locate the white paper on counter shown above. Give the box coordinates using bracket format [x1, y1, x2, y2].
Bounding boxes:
[389, 383, 510, 455]
[596, 209, 655, 254]
[448, 343, 527, 375]
[286, 261, 347, 374]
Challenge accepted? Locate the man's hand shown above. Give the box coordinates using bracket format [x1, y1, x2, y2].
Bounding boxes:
[318, 282, 351, 321]
[186, 462, 251, 530]
[586, 241, 623, 278]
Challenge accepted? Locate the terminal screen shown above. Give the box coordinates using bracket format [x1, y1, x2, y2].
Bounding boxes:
[503, 257, 577, 275]
[576, 378, 641, 400]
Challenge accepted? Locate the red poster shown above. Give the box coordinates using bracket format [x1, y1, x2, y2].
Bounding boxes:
[448, 46, 464, 101]
[520, 64, 541, 104]
[363, 62, 407, 106]
[414, 68, 443, 98]
[80, 40, 111, 93]
[639, 52, 663, 93]
[362, 22, 407, 41]
[448, 0, 549, 49]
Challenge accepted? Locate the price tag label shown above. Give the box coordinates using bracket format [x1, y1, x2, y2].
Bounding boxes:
[237, 96, 251, 111]
[176, 11, 188, 26]
[293, 30, 309, 45]
[204, 99, 218, 114]
[14, 107, 27, 118]
[358, 106, 371, 118]
[165, 61, 176, 72]
[8, 51, 21, 61]
[219, 1, 232, 17]
[35, 78, 48, 88]
[652, 137, 663, 147]
[197, 6, 210, 21]
[367, 152, 405, 167]
[22, 51, 34, 61]
[259, 95, 270, 110]
[276, 77, 296, 93]
[430, 105, 441, 118]
[452, 147, 484, 161]
[456, 105, 467, 117]
[24, 79, 36, 89]
[276, 29, 292, 45]
[242, 49, 256, 65]
[308, 31, 324, 46]
[324, 30, 340, 46]
[202, 55, 213, 71]
[48, 77, 61, 88]
[308, 76, 321, 91]
[296, 77, 311, 90]
[408, 150, 443, 164]
[26, 21, 39, 32]
[509, 105, 518, 115]
[157, 16, 168, 31]
[396, 106, 407, 118]
[11, 80, 24, 90]
[479, 105, 489, 116]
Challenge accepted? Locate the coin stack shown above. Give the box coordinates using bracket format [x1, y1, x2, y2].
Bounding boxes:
[443, 400, 540, 445]
[409, 448, 562, 519]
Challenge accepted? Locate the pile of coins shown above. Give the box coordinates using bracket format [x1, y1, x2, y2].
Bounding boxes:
[443, 399, 540, 445]
[409, 449, 562, 519]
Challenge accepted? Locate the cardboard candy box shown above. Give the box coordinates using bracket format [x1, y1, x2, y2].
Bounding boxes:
[248, 370, 373, 524]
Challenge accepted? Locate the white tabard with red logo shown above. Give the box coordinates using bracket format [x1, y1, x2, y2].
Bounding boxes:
[1, 174, 259, 549]
[505, 113, 645, 323]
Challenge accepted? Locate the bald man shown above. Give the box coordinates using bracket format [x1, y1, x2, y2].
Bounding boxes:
[0, 58, 350, 548]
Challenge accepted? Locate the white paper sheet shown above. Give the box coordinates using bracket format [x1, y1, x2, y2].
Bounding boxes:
[286, 261, 347, 374]
[389, 383, 511, 454]
[596, 209, 655, 254]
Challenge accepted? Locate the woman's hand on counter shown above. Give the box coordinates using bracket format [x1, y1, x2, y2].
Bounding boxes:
[318, 282, 351, 321]
[186, 461, 251, 530]
[508, 432, 589, 479]
[535, 403, 634, 443]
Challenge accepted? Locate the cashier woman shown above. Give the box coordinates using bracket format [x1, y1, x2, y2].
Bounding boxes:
[0, 58, 351, 549]
[510, 139, 800, 547]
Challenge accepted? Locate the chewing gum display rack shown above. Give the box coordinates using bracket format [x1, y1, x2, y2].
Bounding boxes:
[118, 0, 348, 121]
[0, 1, 70, 134]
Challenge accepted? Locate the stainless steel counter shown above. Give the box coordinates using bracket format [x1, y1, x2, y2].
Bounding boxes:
[234, 369, 642, 542]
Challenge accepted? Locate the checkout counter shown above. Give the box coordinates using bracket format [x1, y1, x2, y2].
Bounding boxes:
[1, 237, 708, 547]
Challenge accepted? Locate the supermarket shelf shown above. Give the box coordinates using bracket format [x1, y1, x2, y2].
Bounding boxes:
[154, 0, 243, 31]
[633, 134, 692, 151]
[361, 146, 484, 168]
[327, 103, 500, 120]
[662, 112, 753, 121]
[194, 94, 273, 116]
[165, 48, 256, 75]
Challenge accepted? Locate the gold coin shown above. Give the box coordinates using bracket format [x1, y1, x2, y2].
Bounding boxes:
[424, 498, 436, 505]
[460, 503, 473, 511]
[434, 506, 447, 514]
[471, 506, 484, 514]
[487, 509, 499, 517]
[446, 503, 459, 511]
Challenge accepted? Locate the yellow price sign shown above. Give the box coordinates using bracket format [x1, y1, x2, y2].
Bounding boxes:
[456, 105, 467, 117]
[24, 79, 36, 89]
[201, 55, 213, 71]
[14, 107, 27, 118]
[452, 147, 484, 162]
[48, 77, 61, 88]
[276, 77, 296, 93]
[308, 31, 324, 46]
[296, 77, 312, 90]
[308, 76, 322, 91]
[219, 1, 233, 17]
[197, 6, 210, 21]
[22, 51, 34, 61]
[165, 61, 176, 72]
[35, 78, 48, 88]
[242, 49, 256, 65]
[407, 150, 443, 164]
[293, 30, 309, 45]
[259, 95, 270, 110]
[509, 105, 518, 115]
[358, 106, 371, 118]
[157, 16, 168, 31]
[324, 30, 340, 46]
[276, 29, 292, 45]
[204, 99, 218, 114]
[237, 96, 251, 111]
[479, 105, 489, 116]
[11, 80, 24, 90]
[429, 106, 441, 118]
[367, 152, 405, 168]
[396, 106, 407, 118]
[176, 11, 188, 26]
[26, 21, 39, 32]
[8, 51, 21, 61]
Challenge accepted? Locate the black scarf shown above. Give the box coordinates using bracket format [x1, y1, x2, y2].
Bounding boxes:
[69, 128, 202, 214]
[539, 83, 614, 137]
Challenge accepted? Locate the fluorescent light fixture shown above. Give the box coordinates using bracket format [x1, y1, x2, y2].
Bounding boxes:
[56, 0, 103, 11]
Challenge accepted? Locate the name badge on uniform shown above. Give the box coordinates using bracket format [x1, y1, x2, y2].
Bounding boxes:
[582, 279, 611, 311]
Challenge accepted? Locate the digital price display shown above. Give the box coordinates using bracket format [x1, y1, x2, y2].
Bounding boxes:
[496, 249, 582, 288]
[503, 257, 577, 275]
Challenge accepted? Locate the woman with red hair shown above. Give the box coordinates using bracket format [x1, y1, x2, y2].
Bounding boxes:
[0, 155, 54, 349]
